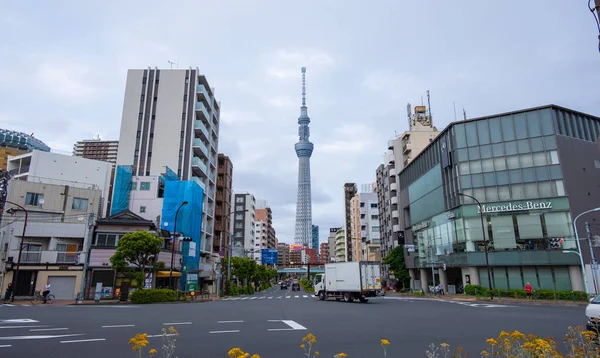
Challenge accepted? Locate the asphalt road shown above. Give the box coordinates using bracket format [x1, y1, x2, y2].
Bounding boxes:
[0, 286, 587, 357]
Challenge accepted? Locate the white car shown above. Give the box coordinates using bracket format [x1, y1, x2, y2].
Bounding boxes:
[585, 295, 600, 332]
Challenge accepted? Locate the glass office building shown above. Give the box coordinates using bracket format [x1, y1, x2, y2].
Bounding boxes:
[398, 105, 600, 293]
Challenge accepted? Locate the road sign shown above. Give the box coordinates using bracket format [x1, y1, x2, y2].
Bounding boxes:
[219, 250, 224, 257]
[261, 248, 278, 265]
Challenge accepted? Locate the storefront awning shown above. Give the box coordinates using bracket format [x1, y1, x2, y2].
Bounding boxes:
[156, 271, 182, 278]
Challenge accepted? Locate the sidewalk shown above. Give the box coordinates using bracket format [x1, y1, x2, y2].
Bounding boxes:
[385, 291, 587, 306]
[6, 294, 221, 306]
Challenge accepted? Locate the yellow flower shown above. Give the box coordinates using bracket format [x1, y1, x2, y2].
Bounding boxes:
[250, 355, 260, 358]
[149, 349, 157, 355]
[481, 350, 490, 356]
[228, 348, 246, 358]
[300, 344, 305, 349]
[380, 339, 390, 345]
[335, 353, 348, 358]
[486, 338, 497, 346]
[128, 333, 149, 352]
[440, 343, 449, 348]
[315, 352, 320, 356]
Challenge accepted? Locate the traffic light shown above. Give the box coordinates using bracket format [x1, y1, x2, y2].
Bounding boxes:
[181, 237, 193, 242]
[550, 237, 564, 249]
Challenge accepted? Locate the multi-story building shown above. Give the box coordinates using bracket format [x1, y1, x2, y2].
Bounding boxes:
[320, 242, 329, 263]
[112, 68, 221, 290]
[0, 180, 101, 299]
[253, 221, 268, 263]
[214, 154, 233, 255]
[277, 243, 290, 266]
[289, 244, 303, 265]
[73, 138, 119, 164]
[334, 228, 347, 262]
[400, 104, 600, 294]
[311, 225, 319, 259]
[256, 207, 276, 249]
[351, 186, 381, 261]
[343, 183, 357, 261]
[7, 151, 112, 217]
[328, 227, 340, 262]
[302, 247, 317, 264]
[232, 193, 255, 257]
[0, 130, 50, 171]
[377, 103, 440, 264]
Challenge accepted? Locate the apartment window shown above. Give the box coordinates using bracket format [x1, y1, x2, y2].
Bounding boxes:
[148, 152, 152, 158]
[72, 198, 89, 211]
[370, 203, 378, 208]
[372, 226, 380, 232]
[25, 192, 44, 206]
[360, 203, 365, 207]
[371, 215, 379, 220]
[141, 94, 145, 101]
[236, 197, 244, 203]
[131, 182, 137, 190]
[135, 150, 139, 157]
[95, 233, 120, 247]
[140, 182, 151, 190]
[360, 214, 365, 219]
[235, 214, 243, 220]
[236, 205, 244, 211]
[140, 206, 146, 213]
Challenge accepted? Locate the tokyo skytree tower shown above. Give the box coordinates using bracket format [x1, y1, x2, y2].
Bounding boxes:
[293, 67, 314, 247]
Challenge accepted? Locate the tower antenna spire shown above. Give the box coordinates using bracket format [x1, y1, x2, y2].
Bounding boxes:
[301, 67, 307, 107]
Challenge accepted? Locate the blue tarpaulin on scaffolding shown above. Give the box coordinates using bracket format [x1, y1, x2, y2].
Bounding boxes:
[110, 165, 133, 216]
[160, 181, 203, 291]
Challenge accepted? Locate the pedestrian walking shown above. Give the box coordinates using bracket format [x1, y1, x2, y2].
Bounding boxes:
[525, 282, 533, 300]
[3, 283, 12, 303]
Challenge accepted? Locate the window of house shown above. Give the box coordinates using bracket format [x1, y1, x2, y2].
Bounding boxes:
[236, 205, 244, 211]
[360, 214, 365, 219]
[370, 203, 377, 208]
[359, 202, 365, 207]
[131, 182, 137, 190]
[236, 197, 244, 203]
[140, 206, 146, 213]
[25, 192, 44, 206]
[372, 226, 380, 232]
[140, 182, 151, 190]
[371, 215, 379, 220]
[72, 197, 89, 211]
[95, 233, 120, 246]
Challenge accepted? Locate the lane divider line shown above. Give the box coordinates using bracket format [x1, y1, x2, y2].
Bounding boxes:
[61, 338, 106, 344]
[30, 328, 68, 332]
[218, 321, 243, 323]
[163, 322, 192, 325]
[209, 330, 240, 334]
[102, 325, 135, 328]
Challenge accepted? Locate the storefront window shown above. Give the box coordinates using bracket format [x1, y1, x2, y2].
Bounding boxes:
[544, 212, 572, 238]
[491, 215, 516, 250]
[516, 214, 543, 240]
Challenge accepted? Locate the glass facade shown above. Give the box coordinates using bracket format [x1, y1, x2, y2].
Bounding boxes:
[399, 105, 600, 291]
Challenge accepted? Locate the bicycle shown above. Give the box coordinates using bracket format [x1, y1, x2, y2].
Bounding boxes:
[30, 290, 55, 304]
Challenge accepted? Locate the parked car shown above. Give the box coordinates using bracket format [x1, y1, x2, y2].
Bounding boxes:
[586, 294, 600, 334]
[292, 282, 300, 291]
[280, 282, 288, 290]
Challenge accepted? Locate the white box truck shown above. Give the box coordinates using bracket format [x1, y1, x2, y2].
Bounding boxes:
[313, 261, 383, 303]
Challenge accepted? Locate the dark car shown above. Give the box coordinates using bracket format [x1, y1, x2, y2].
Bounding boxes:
[280, 282, 288, 290]
[292, 282, 300, 291]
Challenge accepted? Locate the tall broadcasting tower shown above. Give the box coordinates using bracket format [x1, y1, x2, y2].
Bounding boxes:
[293, 67, 314, 246]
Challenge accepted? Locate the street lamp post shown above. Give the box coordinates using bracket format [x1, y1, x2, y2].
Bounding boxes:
[170, 201, 188, 290]
[221, 209, 249, 294]
[5, 200, 28, 297]
[572, 207, 600, 295]
[458, 192, 493, 300]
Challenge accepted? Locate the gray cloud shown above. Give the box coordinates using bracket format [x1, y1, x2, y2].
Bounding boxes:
[2, 1, 599, 244]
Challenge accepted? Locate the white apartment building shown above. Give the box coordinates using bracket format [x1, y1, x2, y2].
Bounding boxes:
[7, 151, 112, 217]
[253, 221, 268, 263]
[232, 193, 255, 257]
[114, 67, 220, 261]
[0, 180, 101, 300]
[334, 228, 346, 262]
[376, 103, 439, 260]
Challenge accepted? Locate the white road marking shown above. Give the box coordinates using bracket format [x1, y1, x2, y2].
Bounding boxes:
[163, 322, 192, 326]
[209, 330, 240, 334]
[218, 321, 243, 323]
[0, 334, 83, 341]
[285, 296, 290, 299]
[258, 297, 265, 300]
[0, 345, 11, 348]
[0, 326, 47, 329]
[60, 338, 106, 344]
[249, 297, 257, 300]
[30, 328, 68, 332]
[294, 295, 299, 298]
[147, 334, 176, 338]
[0, 319, 39, 324]
[267, 320, 307, 331]
[240, 297, 248, 300]
[1, 304, 14, 307]
[102, 325, 135, 328]
[277, 296, 282, 299]
[268, 297, 273, 299]
[303, 295, 308, 298]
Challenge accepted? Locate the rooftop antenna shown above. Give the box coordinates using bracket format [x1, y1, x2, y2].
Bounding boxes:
[427, 90, 432, 122]
[453, 102, 458, 121]
[406, 103, 412, 128]
[463, 108, 467, 121]
[167, 60, 176, 69]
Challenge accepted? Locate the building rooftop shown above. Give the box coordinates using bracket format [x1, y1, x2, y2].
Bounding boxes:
[0, 129, 50, 152]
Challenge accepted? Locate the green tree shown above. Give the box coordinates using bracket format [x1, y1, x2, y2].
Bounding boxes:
[230, 257, 257, 287]
[383, 246, 411, 289]
[110, 231, 164, 288]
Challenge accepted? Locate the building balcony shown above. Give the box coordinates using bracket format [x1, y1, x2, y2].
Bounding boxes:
[389, 182, 398, 191]
[192, 157, 209, 178]
[196, 85, 214, 111]
[196, 102, 210, 121]
[392, 210, 399, 218]
[10, 250, 79, 265]
[391, 196, 398, 205]
[89, 248, 181, 269]
[392, 224, 401, 232]
[403, 143, 411, 153]
[194, 120, 210, 141]
[191, 176, 206, 191]
[387, 140, 395, 150]
[387, 152, 395, 165]
[192, 138, 209, 159]
[389, 167, 396, 176]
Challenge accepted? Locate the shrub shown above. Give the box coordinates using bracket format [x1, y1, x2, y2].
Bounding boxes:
[130, 288, 177, 304]
[246, 285, 255, 295]
[463, 284, 588, 301]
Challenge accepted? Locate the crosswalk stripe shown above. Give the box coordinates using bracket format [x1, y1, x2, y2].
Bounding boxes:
[268, 297, 273, 299]
[294, 295, 299, 298]
[250, 297, 257, 300]
[259, 297, 265, 300]
[303, 295, 308, 298]
[277, 297, 282, 299]
[285, 296, 291, 299]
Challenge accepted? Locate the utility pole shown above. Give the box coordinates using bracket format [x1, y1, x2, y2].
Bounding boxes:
[430, 245, 436, 288]
[216, 231, 223, 297]
[77, 212, 94, 303]
[586, 222, 599, 294]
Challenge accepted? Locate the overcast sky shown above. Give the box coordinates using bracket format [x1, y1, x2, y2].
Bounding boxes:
[1, 1, 599, 244]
